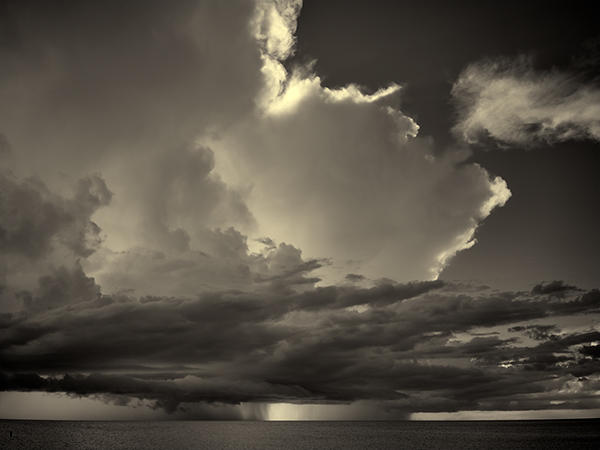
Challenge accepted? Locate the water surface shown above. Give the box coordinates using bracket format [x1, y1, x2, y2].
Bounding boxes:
[1, 419, 599, 449]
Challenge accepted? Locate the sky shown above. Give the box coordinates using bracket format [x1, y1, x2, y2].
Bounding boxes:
[0, 0, 599, 420]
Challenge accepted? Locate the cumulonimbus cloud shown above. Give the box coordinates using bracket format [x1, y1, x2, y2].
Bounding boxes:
[0, 0, 511, 290]
[205, 0, 510, 283]
[452, 56, 600, 146]
[12, 0, 600, 421]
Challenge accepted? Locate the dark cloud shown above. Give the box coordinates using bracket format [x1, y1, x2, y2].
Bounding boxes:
[0, 372, 305, 414]
[0, 166, 111, 314]
[22, 264, 101, 313]
[345, 273, 365, 282]
[580, 345, 600, 359]
[0, 169, 110, 260]
[1, 280, 599, 414]
[531, 280, 580, 297]
[508, 324, 561, 341]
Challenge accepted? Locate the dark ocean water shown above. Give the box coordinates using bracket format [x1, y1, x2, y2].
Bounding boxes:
[1, 419, 599, 449]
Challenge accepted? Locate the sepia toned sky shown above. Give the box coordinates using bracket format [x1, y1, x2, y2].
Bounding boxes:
[0, 0, 599, 420]
[292, 0, 600, 290]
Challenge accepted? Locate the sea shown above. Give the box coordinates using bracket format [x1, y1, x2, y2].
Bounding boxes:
[1, 419, 599, 449]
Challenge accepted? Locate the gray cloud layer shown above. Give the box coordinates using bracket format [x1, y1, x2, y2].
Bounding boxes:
[1, 280, 599, 416]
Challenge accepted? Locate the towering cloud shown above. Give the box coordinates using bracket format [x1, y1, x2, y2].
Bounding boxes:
[9, 0, 599, 422]
[0, 0, 511, 292]
[206, 0, 510, 283]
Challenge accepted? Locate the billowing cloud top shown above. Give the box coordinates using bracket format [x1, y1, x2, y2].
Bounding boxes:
[0, 0, 597, 420]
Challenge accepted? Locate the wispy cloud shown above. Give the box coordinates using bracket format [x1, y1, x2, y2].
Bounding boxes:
[452, 56, 600, 147]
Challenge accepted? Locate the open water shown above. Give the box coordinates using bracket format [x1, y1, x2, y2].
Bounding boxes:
[1, 419, 599, 449]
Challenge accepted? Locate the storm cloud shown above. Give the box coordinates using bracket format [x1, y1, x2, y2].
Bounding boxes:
[0, 0, 598, 420]
[1, 0, 511, 290]
[1, 279, 599, 415]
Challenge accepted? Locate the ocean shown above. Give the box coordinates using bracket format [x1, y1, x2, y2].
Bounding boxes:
[1, 419, 599, 449]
